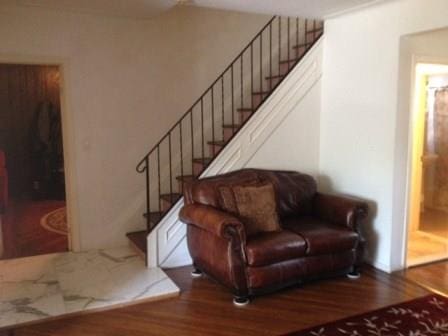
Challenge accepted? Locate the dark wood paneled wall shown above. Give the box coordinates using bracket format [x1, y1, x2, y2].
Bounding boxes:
[0, 64, 61, 198]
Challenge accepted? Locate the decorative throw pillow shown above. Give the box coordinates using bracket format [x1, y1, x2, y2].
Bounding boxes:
[218, 185, 239, 214]
[232, 182, 281, 236]
[217, 179, 260, 215]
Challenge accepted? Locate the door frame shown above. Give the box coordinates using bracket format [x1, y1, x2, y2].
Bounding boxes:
[0, 54, 81, 252]
[401, 54, 448, 269]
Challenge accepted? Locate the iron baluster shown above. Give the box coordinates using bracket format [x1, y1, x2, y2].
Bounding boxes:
[211, 87, 215, 156]
[179, 123, 184, 193]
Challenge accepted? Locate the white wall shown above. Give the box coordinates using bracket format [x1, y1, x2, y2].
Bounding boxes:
[0, 4, 268, 251]
[247, 81, 321, 174]
[405, 28, 448, 58]
[320, 0, 448, 272]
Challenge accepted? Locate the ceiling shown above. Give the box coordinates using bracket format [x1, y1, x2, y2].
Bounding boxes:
[1, 0, 177, 19]
[189, 0, 383, 19]
[1, 0, 383, 19]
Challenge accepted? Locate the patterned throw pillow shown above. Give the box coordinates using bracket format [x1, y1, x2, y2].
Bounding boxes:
[232, 182, 281, 236]
[218, 185, 239, 214]
[217, 178, 261, 214]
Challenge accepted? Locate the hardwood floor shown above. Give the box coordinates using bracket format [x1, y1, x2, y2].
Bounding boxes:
[420, 208, 448, 240]
[1, 199, 68, 259]
[11, 265, 430, 336]
[400, 260, 448, 296]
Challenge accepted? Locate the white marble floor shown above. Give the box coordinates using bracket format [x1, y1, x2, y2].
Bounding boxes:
[0, 246, 179, 329]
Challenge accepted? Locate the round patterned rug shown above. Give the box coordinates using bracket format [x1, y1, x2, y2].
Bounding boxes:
[40, 207, 68, 235]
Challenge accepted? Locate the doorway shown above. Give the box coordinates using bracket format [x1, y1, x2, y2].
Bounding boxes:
[407, 63, 448, 267]
[0, 63, 69, 259]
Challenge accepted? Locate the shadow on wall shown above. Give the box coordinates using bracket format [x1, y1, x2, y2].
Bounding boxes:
[317, 174, 379, 265]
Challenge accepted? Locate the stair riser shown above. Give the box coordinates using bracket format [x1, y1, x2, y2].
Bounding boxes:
[279, 48, 308, 74]
[177, 181, 184, 194]
[279, 63, 291, 75]
[252, 94, 268, 108]
[126, 231, 147, 261]
[223, 128, 235, 142]
[239, 111, 252, 123]
[129, 240, 146, 261]
[193, 162, 204, 177]
[208, 144, 224, 156]
[266, 77, 282, 88]
[161, 199, 173, 212]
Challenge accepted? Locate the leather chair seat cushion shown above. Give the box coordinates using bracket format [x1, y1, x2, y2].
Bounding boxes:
[283, 216, 358, 256]
[247, 250, 356, 289]
[245, 230, 307, 267]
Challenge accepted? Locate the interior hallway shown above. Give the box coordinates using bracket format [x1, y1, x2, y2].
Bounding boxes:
[1, 199, 67, 259]
[420, 208, 448, 240]
[407, 209, 448, 266]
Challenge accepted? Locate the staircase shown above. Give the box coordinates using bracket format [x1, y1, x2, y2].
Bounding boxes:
[127, 16, 324, 264]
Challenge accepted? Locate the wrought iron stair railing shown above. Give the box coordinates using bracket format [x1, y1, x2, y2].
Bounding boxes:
[128, 16, 324, 258]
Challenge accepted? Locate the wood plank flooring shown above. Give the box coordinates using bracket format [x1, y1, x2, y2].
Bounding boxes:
[399, 260, 448, 296]
[11, 265, 430, 336]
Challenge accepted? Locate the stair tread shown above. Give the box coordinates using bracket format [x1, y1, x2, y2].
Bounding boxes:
[160, 193, 182, 203]
[176, 174, 195, 182]
[143, 211, 163, 224]
[207, 140, 227, 146]
[237, 108, 253, 112]
[222, 124, 241, 129]
[126, 231, 147, 253]
[193, 157, 213, 165]
[265, 74, 285, 80]
[279, 58, 300, 65]
[292, 42, 313, 49]
[306, 27, 324, 34]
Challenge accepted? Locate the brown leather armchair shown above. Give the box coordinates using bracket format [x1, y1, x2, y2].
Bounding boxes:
[179, 169, 368, 305]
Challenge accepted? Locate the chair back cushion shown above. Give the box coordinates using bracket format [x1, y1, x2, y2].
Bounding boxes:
[256, 170, 317, 218]
[184, 169, 317, 218]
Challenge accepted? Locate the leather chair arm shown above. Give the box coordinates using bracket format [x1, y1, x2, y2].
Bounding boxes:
[313, 193, 368, 231]
[179, 204, 246, 242]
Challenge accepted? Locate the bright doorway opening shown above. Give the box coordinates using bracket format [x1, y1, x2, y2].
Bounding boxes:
[0, 63, 69, 259]
[406, 63, 448, 267]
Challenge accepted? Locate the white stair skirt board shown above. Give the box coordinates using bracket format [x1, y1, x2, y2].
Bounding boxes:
[0, 246, 179, 329]
[147, 39, 324, 268]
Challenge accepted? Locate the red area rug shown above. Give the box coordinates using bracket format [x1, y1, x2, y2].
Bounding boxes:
[40, 207, 67, 235]
[1, 200, 68, 258]
[283, 294, 448, 336]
